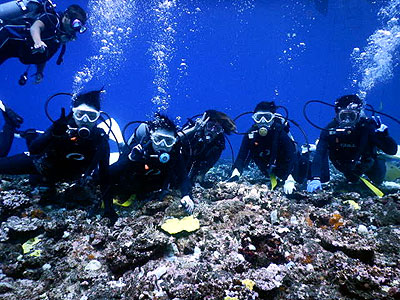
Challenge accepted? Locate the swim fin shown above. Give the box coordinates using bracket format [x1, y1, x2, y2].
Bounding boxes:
[359, 176, 384, 198]
[270, 173, 277, 191]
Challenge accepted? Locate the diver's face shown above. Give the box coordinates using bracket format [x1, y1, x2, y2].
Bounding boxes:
[204, 121, 224, 141]
[72, 104, 100, 129]
[61, 16, 86, 40]
[151, 129, 177, 153]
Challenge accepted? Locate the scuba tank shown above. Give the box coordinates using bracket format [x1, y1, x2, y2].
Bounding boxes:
[0, 0, 54, 21]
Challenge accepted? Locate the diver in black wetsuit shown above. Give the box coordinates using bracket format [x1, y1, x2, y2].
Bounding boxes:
[0, 3, 87, 83]
[307, 94, 398, 192]
[180, 110, 236, 184]
[228, 101, 306, 194]
[0, 90, 111, 216]
[105, 114, 194, 219]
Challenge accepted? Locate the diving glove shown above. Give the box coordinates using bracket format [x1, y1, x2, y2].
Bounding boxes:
[180, 195, 194, 214]
[52, 108, 68, 136]
[372, 116, 388, 134]
[307, 179, 322, 192]
[283, 174, 296, 194]
[228, 168, 240, 182]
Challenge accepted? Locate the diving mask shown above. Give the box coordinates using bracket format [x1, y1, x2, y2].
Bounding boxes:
[204, 121, 224, 135]
[252, 111, 275, 124]
[72, 107, 100, 123]
[71, 19, 87, 34]
[337, 109, 360, 126]
[150, 132, 177, 148]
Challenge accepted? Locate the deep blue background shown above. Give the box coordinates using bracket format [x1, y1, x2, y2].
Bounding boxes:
[0, 0, 399, 157]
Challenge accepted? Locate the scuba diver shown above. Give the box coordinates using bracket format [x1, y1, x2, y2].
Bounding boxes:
[0, 90, 112, 217]
[104, 113, 194, 220]
[180, 110, 236, 184]
[0, 1, 87, 84]
[229, 101, 307, 194]
[307, 94, 398, 192]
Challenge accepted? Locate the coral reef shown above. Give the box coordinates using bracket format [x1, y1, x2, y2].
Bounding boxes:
[0, 163, 399, 300]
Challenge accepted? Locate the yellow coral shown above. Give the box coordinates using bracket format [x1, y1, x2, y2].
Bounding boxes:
[22, 236, 41, 254]
[241, 279, 256, 290]
[343, 200, 360, 210]
[161, 216, 200, 235]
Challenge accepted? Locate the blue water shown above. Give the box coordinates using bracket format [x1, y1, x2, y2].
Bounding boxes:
[0, 0, 399, 157]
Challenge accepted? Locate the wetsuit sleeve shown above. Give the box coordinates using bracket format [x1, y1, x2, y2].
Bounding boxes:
[233, 134, 251, 173]
[274, 130, 296, 179]
[176, 154, 191, 196]
[202, 145, 223, 173]
[311, 128, 330, 181]
[28, 127, 53, 154]
[98, 135, 111, 212]
[37, 13, 58, 37]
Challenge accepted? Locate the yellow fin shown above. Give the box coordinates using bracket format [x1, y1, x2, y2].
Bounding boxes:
[113, 195, 135, 207]
[270, 173, 277, 190]
[224, 297, 238, 300]
[359, 177, 384, 198]
[343, 200, 360, 210]
[161, 216, 200, 235]
[241, 279, 256, 290]
[22, 236, 41, 254]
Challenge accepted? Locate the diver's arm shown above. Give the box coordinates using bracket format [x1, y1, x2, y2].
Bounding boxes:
[30, 20, 47, 49]
[98, 136, 115, 219]
[276, 131, 297, 179]
[311, 129, 330, 181]
[176, 153, 192, 196]
[371, 128, 398, 155]
[233, 134, 251, 173]
[28, 127, 53, 154]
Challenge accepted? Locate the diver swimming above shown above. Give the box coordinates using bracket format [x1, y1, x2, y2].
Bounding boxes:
[0, 1, 87, 84]
[180, 110, 236, 185]
[103, 113, 194, 222]
[307, 94, 398, 193]
[0, 90, 111, 217]
[228, 101, 308, 194]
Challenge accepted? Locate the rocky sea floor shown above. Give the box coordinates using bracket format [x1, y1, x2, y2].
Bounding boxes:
[0, 162, 399, 300]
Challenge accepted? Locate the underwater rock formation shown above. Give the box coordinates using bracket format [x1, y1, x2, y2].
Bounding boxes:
[0, 162, 399, 300]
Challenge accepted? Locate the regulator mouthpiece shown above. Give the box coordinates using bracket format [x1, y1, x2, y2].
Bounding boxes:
[159, 153, 170, 164]
[258, 127, 268, 137]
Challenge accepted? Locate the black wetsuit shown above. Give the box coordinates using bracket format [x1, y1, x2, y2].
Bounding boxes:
[311, 118, 397, 184]
[0, 10, 63, 66]
[106, 123, 191, 208]
[233, 120, 303, 182]
[182, 128, 225, 183]
[0, 115, 110, 202]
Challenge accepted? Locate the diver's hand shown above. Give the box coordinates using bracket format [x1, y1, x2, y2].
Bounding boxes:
[34, 72, 43, 84]
[228, 168, 240, 182]
[52, 108, 68, 136]
[195, 113, 210, 129]
[32, 41, 47, 54]
[372, 116, 388, 134]
[283, 174, 296, 195]
[307, 179, 322, 193]
[180, 195, 194, 214]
